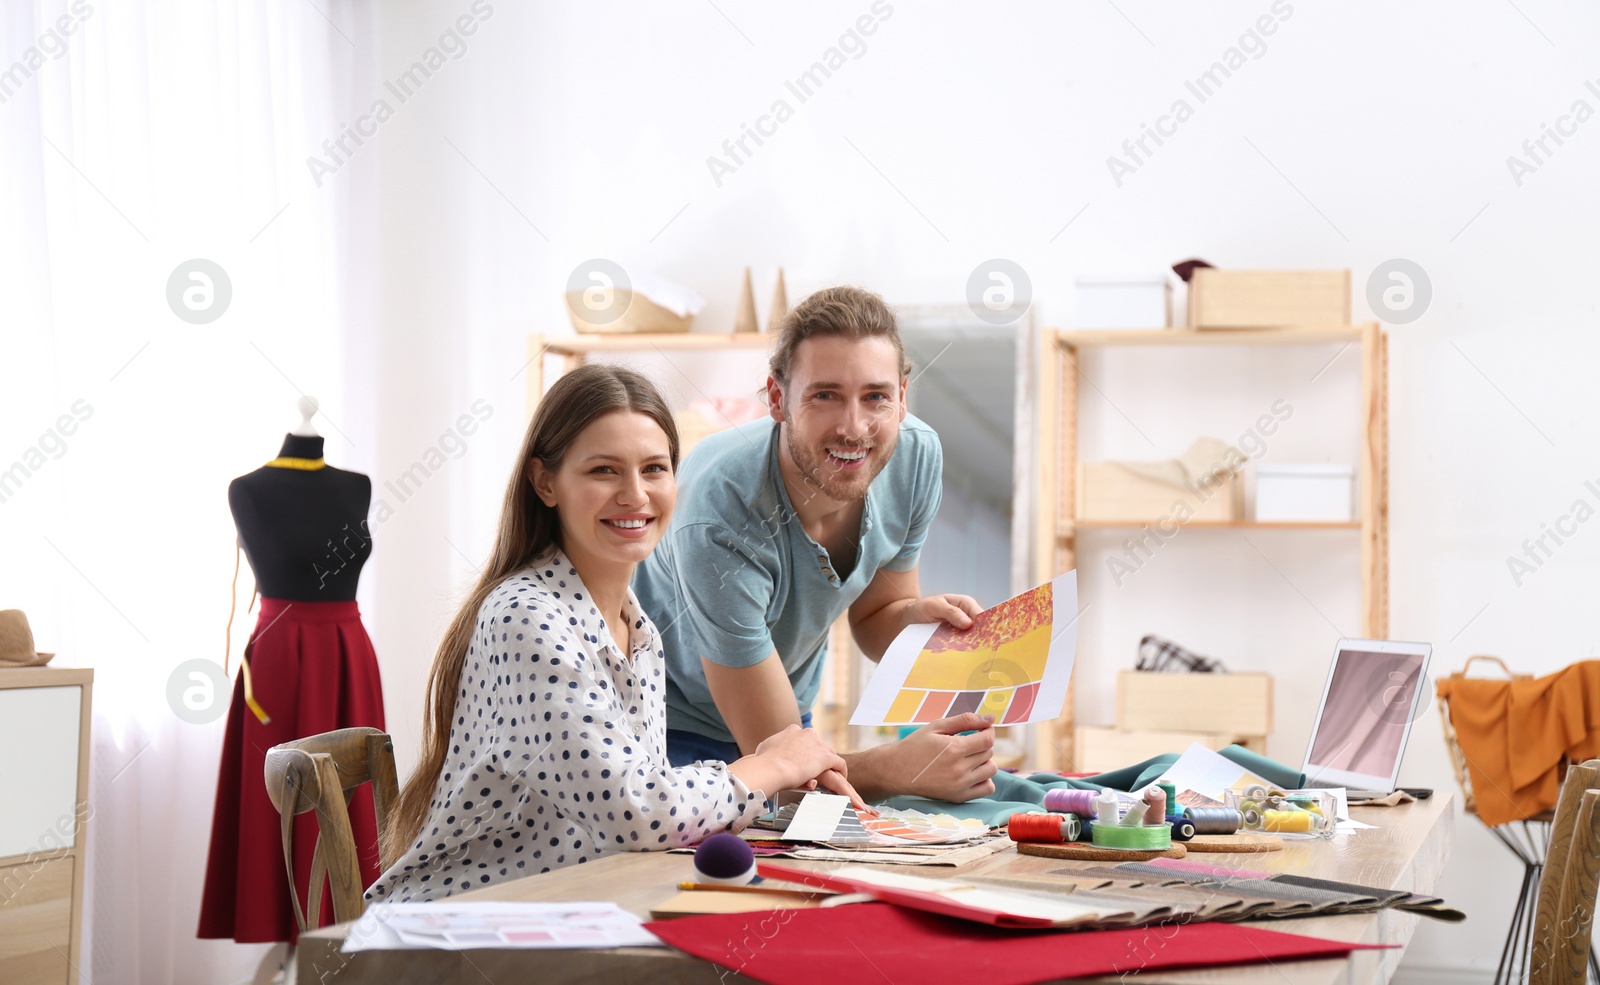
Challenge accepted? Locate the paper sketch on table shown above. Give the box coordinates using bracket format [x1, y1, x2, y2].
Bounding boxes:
[851, 571, 1078, 727]
[1147, 744, 1374, 833]
[1144, 743, 1272, 807]
[342, 901, 661, 952]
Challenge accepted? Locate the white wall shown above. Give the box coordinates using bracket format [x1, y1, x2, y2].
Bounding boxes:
[361, 2, 1600, 978]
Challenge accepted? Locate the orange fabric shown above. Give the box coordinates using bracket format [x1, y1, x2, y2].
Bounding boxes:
[1436, 660, 1600, 826]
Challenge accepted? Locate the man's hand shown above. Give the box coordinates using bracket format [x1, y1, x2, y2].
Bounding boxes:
[901, 593, 981, 633]
[849, 562, 984, 661]
[844, 713, 998, 803]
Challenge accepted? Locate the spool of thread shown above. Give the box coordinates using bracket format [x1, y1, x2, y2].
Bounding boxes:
[1262, 809, 1315, 833]
[1007, 812, 1081, 843]
[1159, 781, 1178, 813]
[1186, 808, 1243, 835]
[1166, 814, 1196, 841]
[1094, 789, 1121, 824]
[1092, 821, 1172, 851]
[1143, 786, 1167, 826]
[1077, 819, 1094, 842]
[1118, 797, 1144, 826]
[1043, 788, 1099, 818]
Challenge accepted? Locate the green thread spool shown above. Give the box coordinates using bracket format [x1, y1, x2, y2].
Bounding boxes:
[1159, 781, 1178, 813]
[1092, 823, 1173, 851]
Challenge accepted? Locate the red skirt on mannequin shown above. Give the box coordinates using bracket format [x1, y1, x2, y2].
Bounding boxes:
[198, 597, 386, 944]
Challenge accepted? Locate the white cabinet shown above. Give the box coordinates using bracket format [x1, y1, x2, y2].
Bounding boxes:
[0, 669, 92, 985]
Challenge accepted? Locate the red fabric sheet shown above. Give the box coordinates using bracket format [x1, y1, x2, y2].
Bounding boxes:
[646, 902, 1392, 985]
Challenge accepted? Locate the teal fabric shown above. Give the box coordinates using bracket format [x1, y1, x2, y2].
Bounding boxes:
[879, 745, 1307, 825]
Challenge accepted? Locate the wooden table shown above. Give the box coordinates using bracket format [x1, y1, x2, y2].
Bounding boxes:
[298, 793, 1454, 984]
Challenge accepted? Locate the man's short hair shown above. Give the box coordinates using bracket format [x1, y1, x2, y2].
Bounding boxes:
[768, 286, 910, 384]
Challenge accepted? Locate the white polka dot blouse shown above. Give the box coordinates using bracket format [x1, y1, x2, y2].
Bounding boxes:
[367, 551, 765, 903]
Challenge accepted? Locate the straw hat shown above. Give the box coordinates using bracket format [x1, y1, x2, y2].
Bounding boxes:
[0, 610, 54, 668]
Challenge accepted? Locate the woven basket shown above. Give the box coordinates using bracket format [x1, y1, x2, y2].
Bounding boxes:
[565, 289, 693, 335]
[1436, 655, 1530, 819]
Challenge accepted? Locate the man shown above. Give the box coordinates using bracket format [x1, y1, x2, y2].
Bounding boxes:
[633, 285, 998, 803]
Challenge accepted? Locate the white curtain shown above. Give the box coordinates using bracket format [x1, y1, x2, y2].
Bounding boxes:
[0, 2, 378, 982]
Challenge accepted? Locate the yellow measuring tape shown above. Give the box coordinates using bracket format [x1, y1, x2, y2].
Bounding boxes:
[226, 542, 272, 725]
[264, 456, 325, 470]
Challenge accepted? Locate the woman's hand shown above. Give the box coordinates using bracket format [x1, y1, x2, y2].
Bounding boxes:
[730, 725, 869, 812]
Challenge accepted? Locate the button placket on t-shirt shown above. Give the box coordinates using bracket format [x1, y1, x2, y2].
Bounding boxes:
[806, 491, 876, 588]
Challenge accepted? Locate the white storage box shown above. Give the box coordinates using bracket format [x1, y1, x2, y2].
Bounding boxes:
[1255, 465, 1355, 522]
[1074, 277, 1172, 329]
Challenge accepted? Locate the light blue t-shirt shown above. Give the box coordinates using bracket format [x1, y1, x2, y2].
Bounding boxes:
[633, 415, 943, 744]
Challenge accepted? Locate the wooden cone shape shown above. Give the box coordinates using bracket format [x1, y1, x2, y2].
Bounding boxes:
[767, 267, 789, 332]
[733, 267, 759, 333]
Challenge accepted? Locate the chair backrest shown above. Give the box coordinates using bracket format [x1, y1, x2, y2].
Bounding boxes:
[1530, 760, 1600, 985]
[263, 726, 399, 931]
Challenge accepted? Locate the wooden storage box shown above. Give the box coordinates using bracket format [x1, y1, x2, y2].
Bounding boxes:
[1188, 269, 1350, 329]
[1076, 462, 1240, 523]
[1117, 670, 1273, 737]
[565, 290, 693, 335]
[1074, 725, 1238, 774]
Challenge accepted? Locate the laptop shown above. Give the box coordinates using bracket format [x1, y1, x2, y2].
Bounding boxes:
[1301, 638, 1433, 798]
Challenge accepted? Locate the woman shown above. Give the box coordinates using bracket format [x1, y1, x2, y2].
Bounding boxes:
[370, 365, 855, 902]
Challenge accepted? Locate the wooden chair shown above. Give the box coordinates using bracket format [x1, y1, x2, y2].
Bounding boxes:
[1436, 656, 1599, 983]
[263, 726, 399, 931]
[1531, 763, 1600, 985]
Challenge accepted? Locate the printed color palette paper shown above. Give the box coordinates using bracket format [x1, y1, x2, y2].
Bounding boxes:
[852, 571, 1078, 726]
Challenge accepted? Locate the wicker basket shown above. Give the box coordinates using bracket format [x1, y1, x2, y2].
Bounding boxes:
[565, 289, 693, 335]
[1436, 654, 1530, 819]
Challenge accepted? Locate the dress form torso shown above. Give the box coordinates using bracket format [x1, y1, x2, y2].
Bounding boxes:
[228, 435, 373, 601]
[202, 427, 387, 944]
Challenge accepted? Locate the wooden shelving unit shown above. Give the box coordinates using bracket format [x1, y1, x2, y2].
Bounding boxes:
[1073, 519, 1362, 531]
[1032, 325, 1389, 771]
[524, 331, 774, 414]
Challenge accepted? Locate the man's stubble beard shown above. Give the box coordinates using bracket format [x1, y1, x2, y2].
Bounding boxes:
[783, 417, 898, 504]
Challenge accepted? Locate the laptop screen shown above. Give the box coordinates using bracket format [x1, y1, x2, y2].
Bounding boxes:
[1305, 646, 1427, 784]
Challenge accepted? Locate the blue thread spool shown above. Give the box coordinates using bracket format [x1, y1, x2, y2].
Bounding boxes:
[1166, 814, 1196, 841]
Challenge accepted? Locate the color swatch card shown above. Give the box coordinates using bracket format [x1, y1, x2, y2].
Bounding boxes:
[851, 571, 1078, 726]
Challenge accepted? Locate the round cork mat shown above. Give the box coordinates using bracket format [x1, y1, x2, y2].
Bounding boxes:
[1016, 842, 1186, 862]
[1184, 833, 1284, 853]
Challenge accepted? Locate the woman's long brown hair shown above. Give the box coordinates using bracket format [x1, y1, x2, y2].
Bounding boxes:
[381, 363, 681, 865]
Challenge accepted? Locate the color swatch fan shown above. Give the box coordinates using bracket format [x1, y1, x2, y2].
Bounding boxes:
[851, 572, 1078, 726]
[775, 793, 987, 846]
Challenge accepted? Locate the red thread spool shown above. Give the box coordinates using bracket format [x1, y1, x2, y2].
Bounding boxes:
[1007, 813, 1079, 843]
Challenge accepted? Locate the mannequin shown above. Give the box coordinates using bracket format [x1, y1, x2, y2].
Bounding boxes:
[227, 406, 373, 599]
[199, 397, 387, 948]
